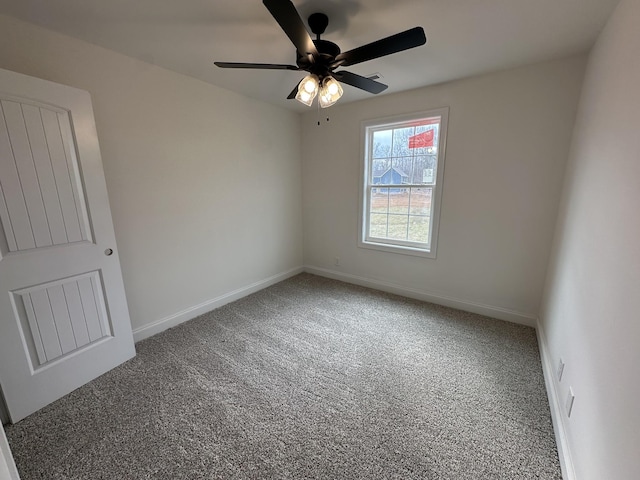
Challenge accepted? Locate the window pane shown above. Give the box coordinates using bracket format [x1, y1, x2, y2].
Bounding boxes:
[371, 158, 391, 182]
[373, 165, 406, 186]
[391, 157, 412, 181]
[392, 127, 413, 157]
[412, 124, 439, 155]
[370, 189, 389, 213]
[372, 130, 392, 159]
[369, 213, 388, 238]
[409, 187, 432, 215]
[408, 215, 430, 243]
[388, 191, 409, 214]
[387, 214, 409, 240]
[410, 156, 427, 184]
[410, 156, 437, 185]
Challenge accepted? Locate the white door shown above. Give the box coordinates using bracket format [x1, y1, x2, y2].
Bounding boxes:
[0, 68, 135, 423]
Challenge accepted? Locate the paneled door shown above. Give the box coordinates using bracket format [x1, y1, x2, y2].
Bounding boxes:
[0, 68, 135, 422]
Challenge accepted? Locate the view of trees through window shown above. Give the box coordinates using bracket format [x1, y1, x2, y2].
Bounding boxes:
[366, 117, 441, 247]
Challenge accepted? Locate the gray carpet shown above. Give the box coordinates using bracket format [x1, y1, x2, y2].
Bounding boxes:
[5, 273, 561, 479]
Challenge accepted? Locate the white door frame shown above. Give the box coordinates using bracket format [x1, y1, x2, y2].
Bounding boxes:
[0, 391, 8, 426]
[0, 426, 20, 480]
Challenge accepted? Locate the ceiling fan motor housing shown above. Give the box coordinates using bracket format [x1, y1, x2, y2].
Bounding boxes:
[308, 12, 329, 36]
[296, 13, 341, 78]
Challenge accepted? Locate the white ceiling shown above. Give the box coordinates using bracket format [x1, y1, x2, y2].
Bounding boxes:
[0, 0, 620, 112]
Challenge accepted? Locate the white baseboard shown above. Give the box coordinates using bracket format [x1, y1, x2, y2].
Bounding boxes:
[303, 265, 537, 327]
[536, 320, 576, 480]
[132, 267, 304, 342]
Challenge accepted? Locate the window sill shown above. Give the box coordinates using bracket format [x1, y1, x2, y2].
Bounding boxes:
[358, 239, 437, 259]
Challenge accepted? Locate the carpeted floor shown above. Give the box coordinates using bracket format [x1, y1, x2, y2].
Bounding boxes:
[5, 273, 561, 479]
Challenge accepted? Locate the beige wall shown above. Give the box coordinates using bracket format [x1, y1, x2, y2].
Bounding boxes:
[0, 15, 303, 334]
[540, 0, 640, 477]
[302, 56, 586, 322]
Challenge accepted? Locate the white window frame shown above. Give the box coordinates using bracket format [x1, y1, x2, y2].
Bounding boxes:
[358, 107, 449, 259]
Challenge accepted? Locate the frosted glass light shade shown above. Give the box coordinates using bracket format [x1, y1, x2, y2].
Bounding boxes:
[295, 74, 319, 106]
[319, 76, 343, 108]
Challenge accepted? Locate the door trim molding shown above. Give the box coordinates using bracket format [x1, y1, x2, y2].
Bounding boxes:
[0, 424, 20, 479]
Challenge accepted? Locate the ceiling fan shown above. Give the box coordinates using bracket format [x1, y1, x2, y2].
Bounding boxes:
[214, 0, 427, 108]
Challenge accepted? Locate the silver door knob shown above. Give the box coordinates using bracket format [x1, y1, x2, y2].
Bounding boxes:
[104, 248, 113, 256]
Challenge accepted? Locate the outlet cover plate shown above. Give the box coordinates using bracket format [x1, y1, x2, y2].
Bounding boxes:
[566, 387, 575, 417]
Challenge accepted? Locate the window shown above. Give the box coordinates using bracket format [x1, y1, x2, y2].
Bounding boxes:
[359, 108, 448, 258]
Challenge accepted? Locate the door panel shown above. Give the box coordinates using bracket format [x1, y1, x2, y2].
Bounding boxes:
[11, 271, 112, 370]
[0, 68, 135, 422]
[0, 98, 90, 254]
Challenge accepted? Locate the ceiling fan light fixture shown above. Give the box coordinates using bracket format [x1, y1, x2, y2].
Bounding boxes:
[215, 6, 426, 105]
[319, 76, 343, 108]
[295, 74, 319, 106]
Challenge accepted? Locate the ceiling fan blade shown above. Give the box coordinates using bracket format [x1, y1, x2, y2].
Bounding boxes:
[333, 27, 426, 68]
[214, 62, 300, 70]
[286, 83, 299, 99]
[263, 0, 318, 60]
[334, 71, 388, 94]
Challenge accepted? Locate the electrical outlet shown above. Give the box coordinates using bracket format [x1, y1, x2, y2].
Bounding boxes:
[557, 358, 565, 382]
[334, 257, 340, 266]
[566, 387, 575, 418]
